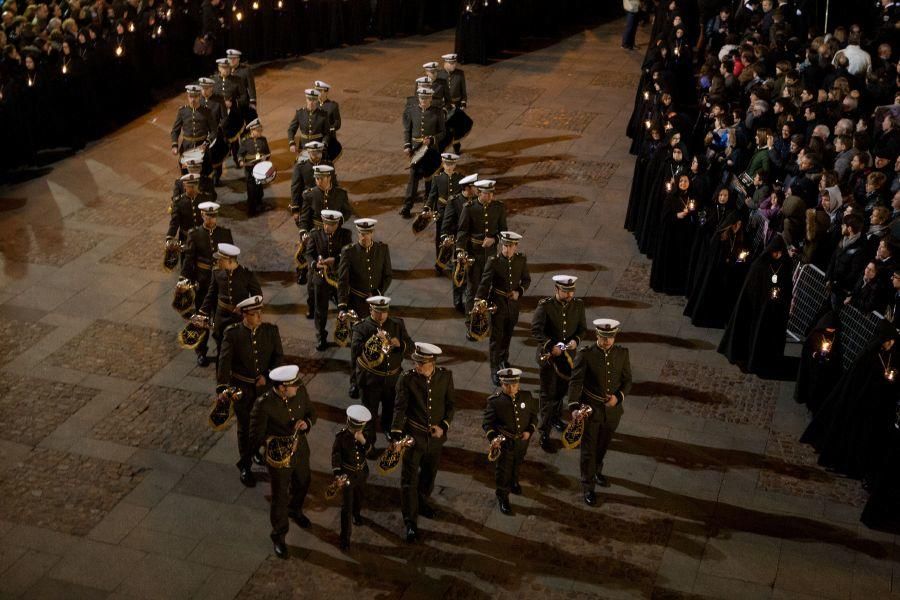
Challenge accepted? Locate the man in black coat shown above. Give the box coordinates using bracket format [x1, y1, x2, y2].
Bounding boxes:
[826, 213, 869, 308]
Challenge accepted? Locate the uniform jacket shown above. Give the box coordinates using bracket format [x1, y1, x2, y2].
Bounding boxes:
[350, 315, 413, 381]
[392, 367, 455, 436]
[483, 390, 538, 440]
[238, 136, 270, 170]
[298, 186, 353, 232]
[530, 296, 588, 358]
[455, 199, 508, 253]
[443, 69, 467, 107]
[180, 225, 233, 281]
[402, 104, 446, 150]
[475, 253, 531, 302]
[337, 242, 392, 308]
[426, 171, 463, 212]
[331, 428, 373, 479]
[288, 106, 331, 146]
[166, 192, 212, 240]
[170, 104, 216, 148]
[567, 344, 633, 411]
[216, 321, 284, 392]
[200, 265, 263, 316]
[249, 387, 317, 467]
[305, 227, 353, 286]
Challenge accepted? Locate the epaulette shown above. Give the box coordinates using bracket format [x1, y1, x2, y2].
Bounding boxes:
[464, 199, 474, 207]
[514, 251, 523, 257]
[538, 296, 552, 305]
[223, 322, 240, 335]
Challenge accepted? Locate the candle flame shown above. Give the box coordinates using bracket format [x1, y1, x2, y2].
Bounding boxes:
[115, 45, 123, 57]
[236, 11, 243, 21]
[252, 1, 259, 9]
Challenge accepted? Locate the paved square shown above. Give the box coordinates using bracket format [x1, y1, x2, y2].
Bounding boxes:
[0, 316, 54, 367]
[0, 373, 98, 446]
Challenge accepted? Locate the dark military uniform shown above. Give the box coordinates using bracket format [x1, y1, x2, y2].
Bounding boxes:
[305, 226, 353, 344]
[483, 390, 538, 496]
[567, 344, 632, 492]
[180, 225, 234, 357]
[200, 92, 226, 128]
[391, 366, 455, 528]
[166, 192, 210, 244]
[331, 427, 374, 546]
[442, 189, 472, 309]
[351, 315, 413, 439]
[337, 241, 393, 318]
[171, 175, 217, 202]
[455, 199, 508, 312]
[444, 69, 467, 109]
[427, 75, 452, 111]
[297, 186, 353, 233]
[238, 135, 271, 215]
[425, 170, 463, 258]
[531, 296, 587, 435]
[288, 106, 331, 150]
[199, 265, 263, 356]
[402, 104, 447, 211]
[320, 98, 342, 161]
[231, 62, 257, 108]
[475, 252, 531, 375]
[218, 321, 284, 470]
[213, 72, 244, 106]
[249, 386, 317, 543]
[170, 104, 216, 157]
[289, 156, 335, 211]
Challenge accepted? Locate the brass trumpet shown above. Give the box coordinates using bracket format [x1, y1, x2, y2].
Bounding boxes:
[163, 238, 182, 271]
[562, 405, 593, 450]
[334, 310, 359, 347]
[487, 435, 506, 462]
[539, 342, 576, 380]
[325, 474, 350, 499]
[316, 255, 339, 288]
[359, 328, 391, 369]
[436, 235, 455, 270]
[294, 230, 309, 286]
[208, 386, 242, 431]
[467, 299, 497, 342]
[265, 429, 301, 468]
[172, 277, 197, 319]
[412, 209, 435, 234]
[452, 249, 474, 289]
[377, 435, 414, 474]
[177, 314, 210, 350]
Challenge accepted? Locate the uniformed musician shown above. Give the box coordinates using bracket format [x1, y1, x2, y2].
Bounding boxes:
[441, 53, 468, 154]
[237, 118, 272, 216]
[305, 210, 353, 351]
[170, 84, 216, 166]
[391, 342, 455, 543]
[331, 405, 374, 551]
[531, 275, 587, 451]
[474, 230, 531, 385]
[198, 243, 263, 359]
[338, 218, 393, 399]
[227, 48, 257, 113]
[198, 77, 226, 130]
[212, 58, 242, 112]
[217, 295, 284, 486]
[350, 295, 413, 442]
[567, 319, 633, 507]
[288, 88, 330, 155]
[297, 165, 352, 233]
[422, 61, 451, 111]
[483, 367, 537, 515]
[314, 80, 342, 162]
[180, 201, 233, 366]
[249, 364, 317, 559]
[173, 149, 217, 201]
[289, 141, 335, 210]
[425, 152, 462, 271]
[455, 179, 508, 316]
[166, 173, 209, 248]
[442, 173, 478, 314]
[401, 87, 446, 218]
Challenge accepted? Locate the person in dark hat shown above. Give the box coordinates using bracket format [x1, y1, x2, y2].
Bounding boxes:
[718, 235, 793, 376]
[305, 210, 353, 351]
[483, 367, 537, 515]
[391, 342, 455, 543]
[568, 319, 632, 507]
[475, 231, 531, 385]
[331, 404, 374, 550]
[350, 296, 413, 442]
[218, 294, 284, 486]
[249, 364, 317, 559]
[531, 275, 587, 451]
[180, 201, 234, 365]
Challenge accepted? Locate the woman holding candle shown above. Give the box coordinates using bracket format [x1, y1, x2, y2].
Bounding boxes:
[650, 173, 700, 295]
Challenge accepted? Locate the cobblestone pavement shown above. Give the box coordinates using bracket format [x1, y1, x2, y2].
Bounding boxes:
[0, 19, 897, 600]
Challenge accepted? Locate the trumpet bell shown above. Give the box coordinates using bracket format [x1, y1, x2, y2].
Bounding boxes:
[177, 320, 209, 350]
[436, 239, 455, 270]
[377, 436, 413, 474]
[333, 310, 358, 347]
[451, 250, 469, 288]
[325, 474, 349, 500]
[163, 240, 181, 271]
[467, 303, 495, 342]
[172, 278, 196, 319]
[562, 406, 592, 450]
[265, 434, 297, 468]
[207, 397, 234, 431]
[411, 210, 434, 234]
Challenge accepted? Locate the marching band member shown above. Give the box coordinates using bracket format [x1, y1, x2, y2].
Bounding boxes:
[425, 152, 462, 271]
[455, 179, 507, 317]
[237, 118, 271, 216]
[305, 210, 353, 351]
[331, 405, 374, 551]
[442, 173, 478, 313]
[401, 87, 446, 218]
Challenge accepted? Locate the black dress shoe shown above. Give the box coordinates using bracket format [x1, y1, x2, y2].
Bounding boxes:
[196, 354, 209, 367]
[399, 208, 412, 219]
[497, 494, 512, 515]
[434, 265, 444, 276]
[316, 340, 328, 351]
[583, 491, 596, 506]
[510, 483, 522, 495]
[240, 468, 256, 487]
[552, 419, 567, 433]
[454, 303, 466, 315]
[289, 511, 311, 528]
[305, 310, 315, 320]
[251, 452, 264, 466]
[352, 514, 364, 526]
[539, 434, 552, 452]
[349, 385, 360, 399]
[339, 538, 350, 551]
[405, 524, 418, 543]
[594, 473, 611, 488]
[418, 502, 436, 519]
[273, 539, 288, 559]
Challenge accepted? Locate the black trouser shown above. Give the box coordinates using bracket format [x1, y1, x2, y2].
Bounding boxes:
[347, 294, 370, 389]
[579, 405, 622, 492]
[267, 455, 311, 541]
[232, 382, 260, 470]
[360, 377, 398, 440]
[489, 297, 518, 373]
[464, 251, 486, 315]
[433, 207, 446, 258]
[404, 167, 433, 211]
[245, 169, 263, 214]
[494, 437, 529, 496]
[538, 364, 567, 434]
[400, 431, 444, 526]
[193, 270, 212, 356]
[452, 273, 465, 308]
[340, 472, 366, 544]
[311, 280, 336, 342]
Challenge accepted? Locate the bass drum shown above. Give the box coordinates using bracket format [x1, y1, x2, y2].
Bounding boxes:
[412, 146, 442, 179]
[446, 107, 473, 143]
[252, 161, 277, 184]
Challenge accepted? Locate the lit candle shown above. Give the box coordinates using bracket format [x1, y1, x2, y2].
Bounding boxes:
[674, 46, 681, 57]
[157, 25, 163, 35]
[820, 339, 832, 355]
[115, 45, 123, 57]
[644, 119, 651, 129]
[277, 0, 283, 6]
[643, 91, 649, 100]
[27, 77, 33, 87]
[737, 250, 749, 262]
[128, 22, 135, 32]
[166, 9, 172, 18]
[252, 1, 259, 9]
[61, 64, 67, 75]
[665, 181, 672, 192]
[236, 11, 243, 21]
[687, 199, 696, 211]
[886, 369, 897, 382]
